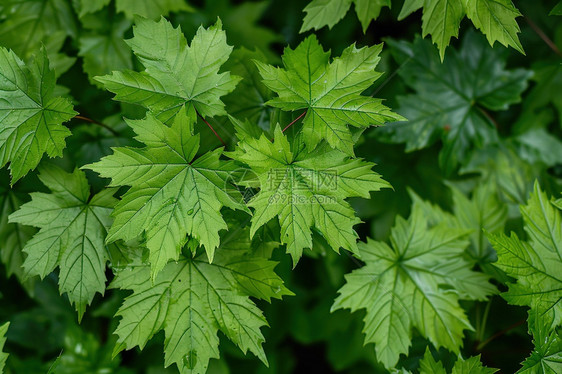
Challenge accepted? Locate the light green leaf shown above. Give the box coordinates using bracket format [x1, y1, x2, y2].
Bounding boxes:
[520, 310, 562, 374]
[116, 0, 192, 19]
[73, 0, 111, 17]
[230, 126, 390, 264]
[422, 0, 464, 60]
[354, 0, 390, 32]
[110, 228, 291, 374]
[450, 182, 507, 261]
[0, 322, 8, 373]
[256, 35, 402, 154]
[97, 17, 239, 124]
[86, 109, 247, 279]
[551, 2, 562, 15]
[8, 166, 116, 321]
[451, 355, 498, 373]
[332, 200, 494, 368]
[300, 0, 390, 33]
[464, 0, 524, 54]
[0, 47, 76, 183]
[487, 182, 562, 330]
[0, 171, 37, 293]
[419, 348, 447, 374]
[300, 0, 352, 33]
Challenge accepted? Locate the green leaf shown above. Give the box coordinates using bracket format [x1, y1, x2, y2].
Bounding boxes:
[419, 347, 497, 373]
[8, 165, 116, 321]
[451, 355, 498, 373]
[421, 0, 464, 60]
[464, 0, 524, 54]
[332, 200, 494, 368]
[0, 47, 77, 183]
[97, 16, 240, 124]
[487, 182, 562, 330]
[0, 0, 76, 60]
[300, 0, 523, 56]
[73, 0, 111, 17]
[449, 182, 507, 261]
[0, 322, 8, 373]
[520, 310, 562, 374]
[223, 48, 274, 129]
[379, 32, 531, 174]
[86, 108, 247, 279]
[230, 126, 390, 264]
[116, 0, 192, 19]
[110, 228, 291, 374]
[78, 16, 133, 85]
[551, 2, 562, 15]
[354, 0, 391, 32]
[419, 348, 447, 374]
[256, 35, 402, 154]
[300, 0, 352, 33]
[300, 0, 390, 33]
[0, 171, 37, 293]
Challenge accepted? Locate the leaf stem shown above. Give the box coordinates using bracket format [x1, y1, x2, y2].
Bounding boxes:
[73, 115, 119, 136]
[476, 106, 499, 129]
[195, 110, 227, 147]
[524, 16, 562, 58]
[282, 110, 307, 132]
[476, 318, 526, 351]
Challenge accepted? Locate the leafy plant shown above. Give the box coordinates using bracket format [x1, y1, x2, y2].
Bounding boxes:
[0, 1, 560, 374]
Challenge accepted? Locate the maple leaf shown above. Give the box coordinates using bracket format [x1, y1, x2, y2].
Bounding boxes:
[97, 16, 239, 124]
[487, 182, 562, 330]
[399, 0, 523, 59]
[230, 126, 390, 263]
[300, 0, 390, 33]
[520, 310, 562, 374]
[256, 35, 402, 155]
[377, 32, 531, 175]
[0, 170, 37, 292]
[179, 0, 282, 61]
[86, 108, 247, 279]
[332, 199, 495, 368]
[223, 48, 275, 129]
[8, 165, 116, 320]
[0, 46, 77, 183]
[73, 0, 111, 17]
[116, 0, 192, 19]
[418, 347, 498, 374]
[0, 322, 8, 373]
[0, 0, 76, 61]
[410, 181, 507, 262]
[110, 227, 292, 374]
[78, 15, 133, 86]
[552, 2, 562, 15]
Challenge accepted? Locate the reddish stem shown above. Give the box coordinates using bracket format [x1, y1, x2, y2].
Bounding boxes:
[73, 115, 119, 136]
[525, 16, 562, 58]
[476, 318, 526, 351]
[195, 110, 227, 147]
[282, 110, 307, 133]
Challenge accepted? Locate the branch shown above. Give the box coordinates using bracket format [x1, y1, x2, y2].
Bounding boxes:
[476, 318, 526, 351]
[73, 115, 119, 136]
